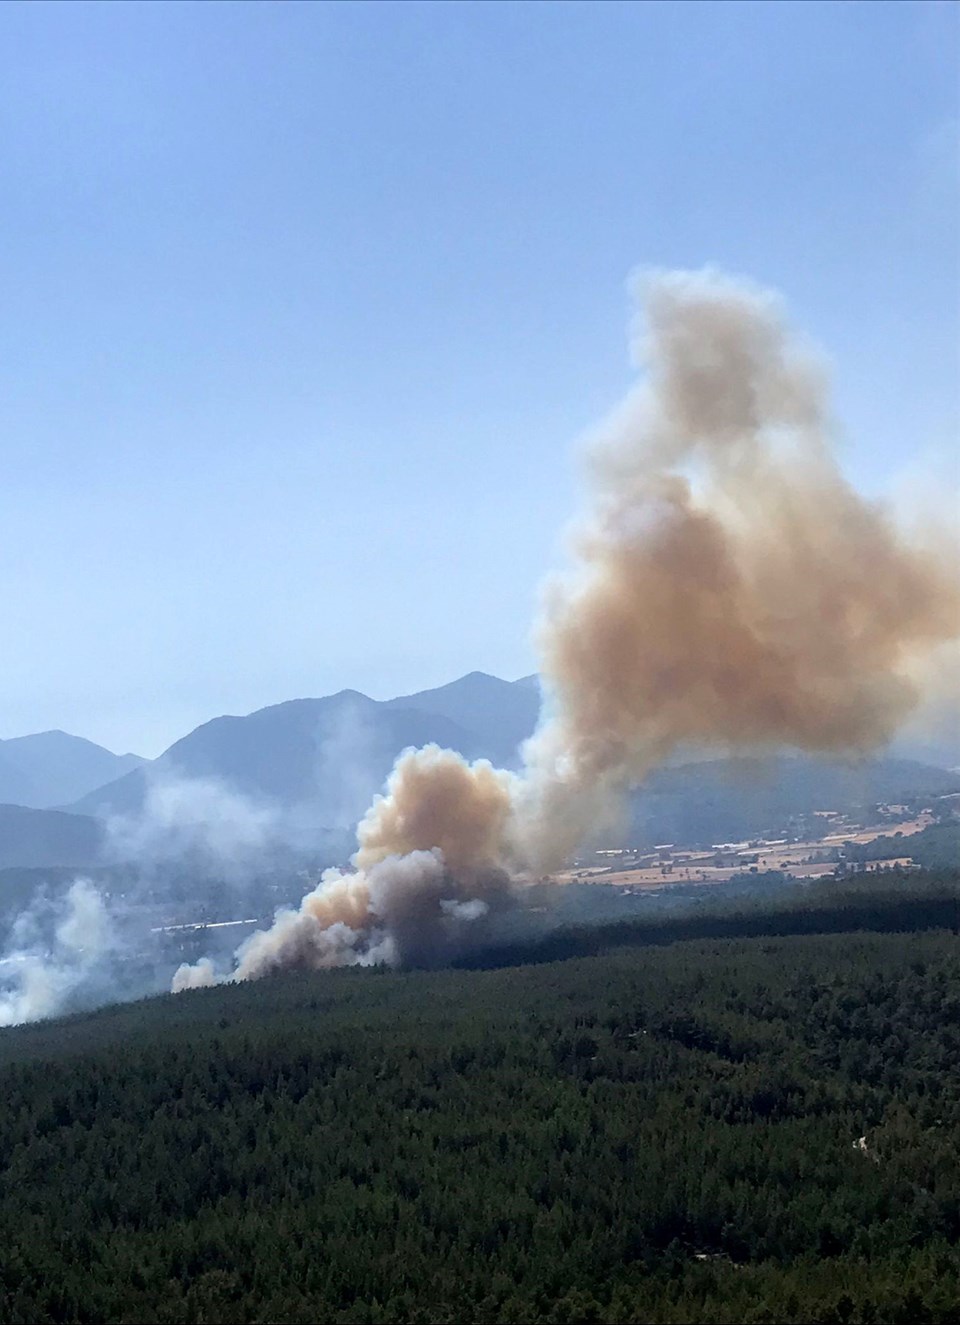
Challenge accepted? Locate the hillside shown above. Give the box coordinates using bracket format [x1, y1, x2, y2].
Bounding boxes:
[0, 804, 103, 871]
[0, 673, 950, 877]
[385, 671, 540, 769]
[66, 672, 959, 852]
[69, 693, 478, 825]
[0, 731, 145, 810]
[628, 755, 960, 847]
[68, 675, 536, 821]
[0, 879, 957, 1323]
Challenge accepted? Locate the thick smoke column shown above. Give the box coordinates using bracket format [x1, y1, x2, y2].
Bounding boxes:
[518, 269, 960, 865]
[174, 268, 960, 990]
[173, 748, 518, 987]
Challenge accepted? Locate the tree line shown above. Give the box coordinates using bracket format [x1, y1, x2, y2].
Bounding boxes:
[0, 874, 956, 1322]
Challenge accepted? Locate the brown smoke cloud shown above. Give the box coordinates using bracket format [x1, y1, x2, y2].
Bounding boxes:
[172, 268, 960, 991]
[172, 751, 519, 987]
[355, 745, 519, 875]
[518, 269, 960, 866]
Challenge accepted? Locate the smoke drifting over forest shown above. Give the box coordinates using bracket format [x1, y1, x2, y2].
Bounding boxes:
[173, 268, 960, 992]
[0, 880, 115, 1027]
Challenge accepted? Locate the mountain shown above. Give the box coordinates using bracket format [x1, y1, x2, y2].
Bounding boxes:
[0, 731, 145, 810]
[891, 731, 960, 774]
[384, 672, 540, 768]
[61, 673, 960, 859]
[70, 674, 540, 824]
[69, 689, 487, 824]
[0, 804, 103, 871]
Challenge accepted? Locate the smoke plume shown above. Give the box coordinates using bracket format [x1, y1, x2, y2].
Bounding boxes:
[172, 750, 517, 987]
[107, 774, 281, 873]
[517, 269, 960, 864]
[0, 879, 116, 1026]
[174, 268, 960, 991]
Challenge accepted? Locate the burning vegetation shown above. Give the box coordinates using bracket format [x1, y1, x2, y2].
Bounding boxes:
[174, 269, 960, 991]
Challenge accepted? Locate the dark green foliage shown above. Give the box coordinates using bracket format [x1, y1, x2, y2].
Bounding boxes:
[846, 821, 960, 871]
[0, 882, 958, 1322]
[484, 869, 960, 968]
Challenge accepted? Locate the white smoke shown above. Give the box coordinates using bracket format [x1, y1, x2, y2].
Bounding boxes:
[0, 879, 116, 1026]
[312, 696, 386, 831]
[105, 772, 280, 870]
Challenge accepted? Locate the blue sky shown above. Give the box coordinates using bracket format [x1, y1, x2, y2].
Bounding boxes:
[1, 0, 956, 756]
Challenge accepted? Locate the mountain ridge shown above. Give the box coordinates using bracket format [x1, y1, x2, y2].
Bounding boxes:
[0, 731, 146, 811]
[0, 803, 104, 871]
[0, 672, 954, 874]
[68, 673, 538, 819]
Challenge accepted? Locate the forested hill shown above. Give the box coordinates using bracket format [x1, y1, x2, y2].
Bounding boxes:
[0, 874, 957, 1323]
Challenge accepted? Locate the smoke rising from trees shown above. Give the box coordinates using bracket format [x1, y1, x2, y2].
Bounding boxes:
[173, 268, 960, 991]
[0, 879, 115, 1026]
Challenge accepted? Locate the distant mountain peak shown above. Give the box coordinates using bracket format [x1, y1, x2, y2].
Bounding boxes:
[512, 674, 540, 691]
[67, 671, 542, 821]
[0, 731, 147, 811]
